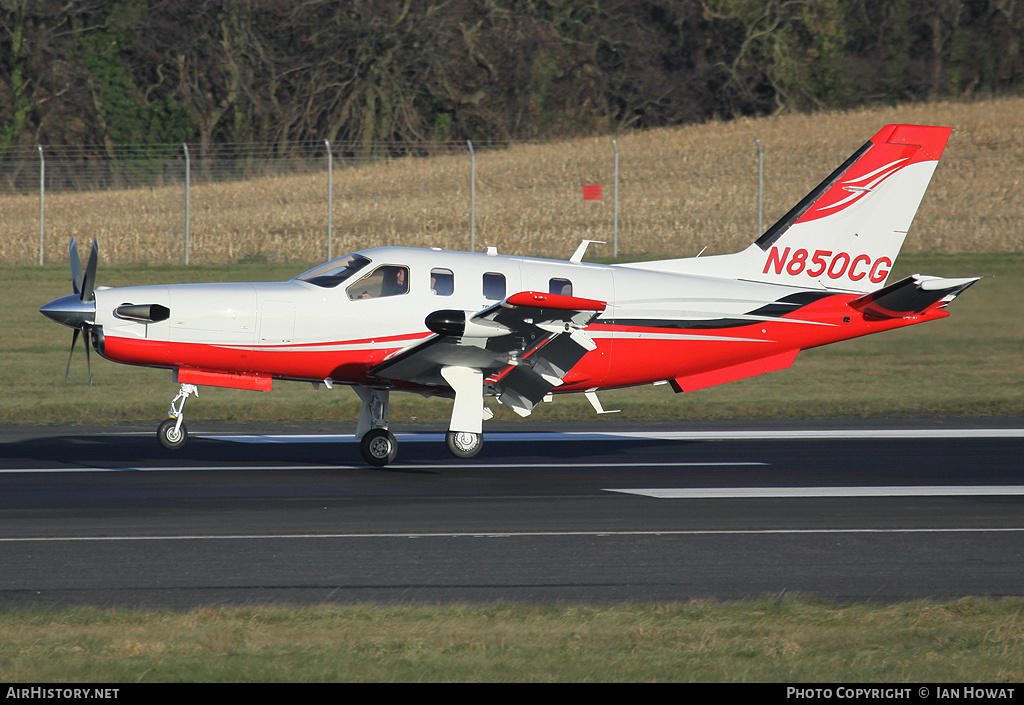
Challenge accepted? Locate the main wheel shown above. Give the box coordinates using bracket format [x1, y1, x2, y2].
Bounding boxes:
[157, 417, 187, 450]
[360, 428, 398, 467]
[445, 430, 483, 459]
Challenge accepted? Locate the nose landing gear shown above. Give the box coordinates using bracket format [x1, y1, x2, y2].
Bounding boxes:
[158, 383, 198, 450]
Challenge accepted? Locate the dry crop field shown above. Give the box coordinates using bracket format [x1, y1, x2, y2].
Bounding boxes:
[1, 98, 1022, 266]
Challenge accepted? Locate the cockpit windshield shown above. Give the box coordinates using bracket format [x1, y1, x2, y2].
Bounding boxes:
[293, 253, 371, 288]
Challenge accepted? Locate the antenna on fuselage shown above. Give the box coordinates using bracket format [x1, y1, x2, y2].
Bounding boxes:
[570, 240, 605, 263]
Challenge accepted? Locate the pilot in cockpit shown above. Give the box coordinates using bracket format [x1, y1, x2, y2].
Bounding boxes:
[380, 266, 408, 297]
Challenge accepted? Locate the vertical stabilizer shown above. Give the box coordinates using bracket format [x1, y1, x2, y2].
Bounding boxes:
[624, 124, 952, 294]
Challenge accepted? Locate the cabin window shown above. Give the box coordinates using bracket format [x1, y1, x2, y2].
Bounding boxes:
[549, 278, 572, 296]
[483, 272, 506, 300]
[346, 265, 410, 300]
[430, 268, 454, 296]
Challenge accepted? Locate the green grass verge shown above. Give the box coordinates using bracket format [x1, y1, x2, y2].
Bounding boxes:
[4, 253, 1022, 426]
[1, 598, 1022, 682]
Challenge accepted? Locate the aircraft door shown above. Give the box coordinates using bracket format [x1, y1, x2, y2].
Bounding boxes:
[259, 300, 295, 344]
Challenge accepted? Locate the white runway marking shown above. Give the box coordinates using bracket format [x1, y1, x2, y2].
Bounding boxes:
[3, 527, 1024, 543]
[608, 486, 1024, 499]
[201, 428, 1024, 444]
[0, 461, 764, 474]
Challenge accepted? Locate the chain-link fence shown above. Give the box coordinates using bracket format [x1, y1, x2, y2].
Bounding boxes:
[0, 135, 775, 267]
[2, 110, 1021, 267]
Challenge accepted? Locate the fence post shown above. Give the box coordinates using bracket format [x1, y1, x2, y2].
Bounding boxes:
[467, 140, 476, 252]
[37, 145, 44, 265]
[612, 138, 619, 258]
[325, 139, 333, 261]
[183, 143, 190, 265]
[755, 138, 764, 235]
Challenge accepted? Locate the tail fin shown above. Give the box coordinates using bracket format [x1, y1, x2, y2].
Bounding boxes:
[626, 124, 952, 294]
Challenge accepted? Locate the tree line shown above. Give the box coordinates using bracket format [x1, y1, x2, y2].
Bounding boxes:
[2, 0, 1022, 157]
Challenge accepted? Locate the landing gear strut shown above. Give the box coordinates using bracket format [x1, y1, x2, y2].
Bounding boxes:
[354, 386, 396, 466]
[159, 383, 198, 450]
[353, 381, 489, 466]
[440, 365, 487, 460]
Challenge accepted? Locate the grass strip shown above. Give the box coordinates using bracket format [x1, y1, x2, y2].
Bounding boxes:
[1, 597, 1022, 682]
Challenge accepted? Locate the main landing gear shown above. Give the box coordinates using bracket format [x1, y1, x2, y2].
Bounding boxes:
[360, 427, 483, 466]
[354, 383, 485, 467]
[445, 430, 483, 459]
[354, 386, 396, 467]
[360, 427, 398, 467]
[158, 383, 198, 450]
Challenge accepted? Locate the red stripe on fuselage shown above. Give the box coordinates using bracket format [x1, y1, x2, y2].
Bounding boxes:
[562, 293, 949, 391]
[102, 293, 948, 393]
[102, 333, 431, 385]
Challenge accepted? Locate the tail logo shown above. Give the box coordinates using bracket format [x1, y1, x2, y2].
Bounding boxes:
[813, 157, 909, 216]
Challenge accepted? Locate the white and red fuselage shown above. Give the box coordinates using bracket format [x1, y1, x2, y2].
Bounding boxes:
[91, 246, 952, 396]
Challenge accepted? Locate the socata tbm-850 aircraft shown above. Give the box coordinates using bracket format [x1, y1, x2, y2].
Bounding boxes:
[40, 124, 978, 466]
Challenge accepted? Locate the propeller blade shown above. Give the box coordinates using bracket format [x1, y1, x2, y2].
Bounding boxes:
[70, 239, 83, 297]
[81, 238, 99, 302]
[85, 326, 93, 387]
[64, 328, 80, 383]
[55, 238, 99, 386]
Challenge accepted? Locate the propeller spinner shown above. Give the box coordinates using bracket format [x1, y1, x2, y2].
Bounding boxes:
[39, 238, 99, 385]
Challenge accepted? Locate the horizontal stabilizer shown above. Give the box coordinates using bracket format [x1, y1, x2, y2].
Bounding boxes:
[849, 274, 979, 319]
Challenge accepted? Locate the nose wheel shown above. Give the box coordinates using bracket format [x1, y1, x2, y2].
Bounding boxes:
[158, 417, 188, 450]
[158, 383, 198, 450]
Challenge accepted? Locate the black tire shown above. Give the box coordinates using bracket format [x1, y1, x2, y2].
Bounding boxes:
[158, 417, 187, 450]
[360, 428, 398, 467]
[445, 430, 483, 459]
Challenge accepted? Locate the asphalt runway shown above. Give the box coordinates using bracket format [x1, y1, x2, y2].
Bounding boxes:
[1, 419, 1022, 608]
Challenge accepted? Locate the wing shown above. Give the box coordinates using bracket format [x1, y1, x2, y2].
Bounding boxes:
[370, 291, 607, 415]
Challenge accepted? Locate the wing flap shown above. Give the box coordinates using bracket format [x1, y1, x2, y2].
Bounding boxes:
[370, 291, 607, 401]
[496, 332, 593, 416]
